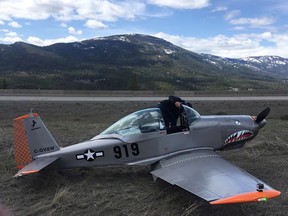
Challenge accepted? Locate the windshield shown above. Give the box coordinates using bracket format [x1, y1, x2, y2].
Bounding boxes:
[183, 105, 201, 125]
[100, 108, 165, 135]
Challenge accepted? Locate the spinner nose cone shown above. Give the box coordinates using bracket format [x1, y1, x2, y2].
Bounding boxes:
[258, 119, 267, 128]
[255, 107, 270, 124]
[252, 107, 270, 129]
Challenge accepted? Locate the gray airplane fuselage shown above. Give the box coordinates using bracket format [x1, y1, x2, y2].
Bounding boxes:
[35, 107, 262, 170]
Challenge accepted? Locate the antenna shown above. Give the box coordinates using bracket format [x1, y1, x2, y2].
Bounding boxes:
[29, 108, 34, 117]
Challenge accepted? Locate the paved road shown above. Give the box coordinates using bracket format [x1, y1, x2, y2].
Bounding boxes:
[0, 96, 288, 101]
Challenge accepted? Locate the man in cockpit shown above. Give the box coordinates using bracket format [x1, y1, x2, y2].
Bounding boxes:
[158, 96, 190, 131]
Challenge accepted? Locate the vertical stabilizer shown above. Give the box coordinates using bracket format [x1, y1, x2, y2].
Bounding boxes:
[14, 112, 60, 170]
[14, 114, 34, 169]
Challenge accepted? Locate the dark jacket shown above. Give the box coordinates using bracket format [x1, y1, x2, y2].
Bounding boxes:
[158, 96, 185, 127]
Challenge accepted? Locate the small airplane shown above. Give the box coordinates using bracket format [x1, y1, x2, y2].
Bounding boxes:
[13, 105, 281, 204]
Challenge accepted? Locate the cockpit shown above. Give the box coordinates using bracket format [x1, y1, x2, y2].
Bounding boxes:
[100, 106, 200, 136]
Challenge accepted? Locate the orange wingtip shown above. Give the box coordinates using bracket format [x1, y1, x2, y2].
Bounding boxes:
[210, 190, 281, 205]
[14, 113, 39, 121]
[21, 170, 39, 175]
[15, 170, 39, 178]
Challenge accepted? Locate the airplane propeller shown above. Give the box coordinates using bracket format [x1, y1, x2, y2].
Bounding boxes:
[255, 107, 270, 124]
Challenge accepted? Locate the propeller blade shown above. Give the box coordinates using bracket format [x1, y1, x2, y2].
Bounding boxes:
[255, 107, 270, 123]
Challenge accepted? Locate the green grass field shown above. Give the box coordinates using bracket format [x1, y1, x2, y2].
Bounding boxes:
[0, 100, 287, 215]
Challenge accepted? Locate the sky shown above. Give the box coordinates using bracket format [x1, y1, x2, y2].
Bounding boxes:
[0, 0, 288, 58]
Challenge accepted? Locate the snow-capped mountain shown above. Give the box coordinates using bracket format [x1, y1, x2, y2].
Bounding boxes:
[201, 54, 288, 79]
[0, 34, 287, 90]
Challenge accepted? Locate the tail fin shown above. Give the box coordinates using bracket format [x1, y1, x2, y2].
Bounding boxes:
[14, 112, 60, 170]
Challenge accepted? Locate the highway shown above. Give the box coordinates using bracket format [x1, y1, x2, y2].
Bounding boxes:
[0, 96, 288, 101]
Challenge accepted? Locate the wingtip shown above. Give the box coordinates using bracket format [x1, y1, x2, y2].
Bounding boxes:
[14, 169, 39, 178]
[210, 190, 281, 205]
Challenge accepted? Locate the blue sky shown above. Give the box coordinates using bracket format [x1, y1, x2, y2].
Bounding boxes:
[0, 0, 288, 58]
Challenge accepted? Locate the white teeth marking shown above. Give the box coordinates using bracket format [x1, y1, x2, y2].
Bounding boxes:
[236, 131, 242, 138]
[225, 130, 254, 144]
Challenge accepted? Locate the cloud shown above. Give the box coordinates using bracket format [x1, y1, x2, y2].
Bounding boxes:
[224, 10, 240, 20]
[85, 20, 108, 29]
[154, 32, 288, 58]
[211, 6, 227, 12]
[0, 0, 146, 23]
[8, 21, 22, 28]
[27, 35, 80, 46]
[0, 20, 4, 25]
[0, 29, 22, 43]
[68, 27, 83, 35]
[60, 23, 68, 28]
[229, 17, 276, 27]
[147, 0, 210, 9]
[271, 2, 288, 14]
[232, 26, 245, 31]
[5, 31, 19, 37]
[0, 36, 22, 43]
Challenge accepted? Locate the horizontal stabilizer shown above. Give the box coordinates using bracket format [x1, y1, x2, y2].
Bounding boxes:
[14, 157, 58, 178]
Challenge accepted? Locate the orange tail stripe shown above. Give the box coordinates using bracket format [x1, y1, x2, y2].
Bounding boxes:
[14, 113, 39, 121]
[210, 190, 281, 204]
[13, 113, 39, 169]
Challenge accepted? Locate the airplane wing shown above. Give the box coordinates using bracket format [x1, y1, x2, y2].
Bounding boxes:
[14, 157, 58, 178]
[151, 149, 280, 204]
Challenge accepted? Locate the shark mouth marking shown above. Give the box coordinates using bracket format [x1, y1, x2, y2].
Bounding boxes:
[225, 130, 254, 145]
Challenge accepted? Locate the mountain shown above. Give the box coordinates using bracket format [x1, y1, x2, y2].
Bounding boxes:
[0, 34, 287, 91]
[201, 54, 288, 79]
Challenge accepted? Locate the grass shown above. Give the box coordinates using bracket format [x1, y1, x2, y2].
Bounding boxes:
[180, 202, 201, 216]
[0, 100, 287, 215]
[280, 115, 288, 121]
[51, 186, 71, 208]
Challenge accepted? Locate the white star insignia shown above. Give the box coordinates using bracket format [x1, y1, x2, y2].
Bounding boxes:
[84, 149, 95, 161]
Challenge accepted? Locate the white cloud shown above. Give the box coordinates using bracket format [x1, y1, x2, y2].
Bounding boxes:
[8, 21, 22, 28]
[0, 36, 22, 43]
[0, 0, 50, 20]
[229, 17, 276, 27]
[27, 35, 80, 46]
[68, 27, 82, 35]
[260, 31, 272, 39]
[224, 10, 240, 20]
[0, 29, 9, 33]
[26, 36, 45, 45]
[61, 23, 68, 28]
[271, 2, 288, 14]
[211, 6, 227, 12]
[85, 20, 108, 29]
[0, 29, 22, 43]
[0, 20, 4, 25]
[148, 0, 210, 9]
[154, 32, 288, 58]
[232, 26, 245, 31]
[0, 0, 146, 23]
[5, 31, 19, 37]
